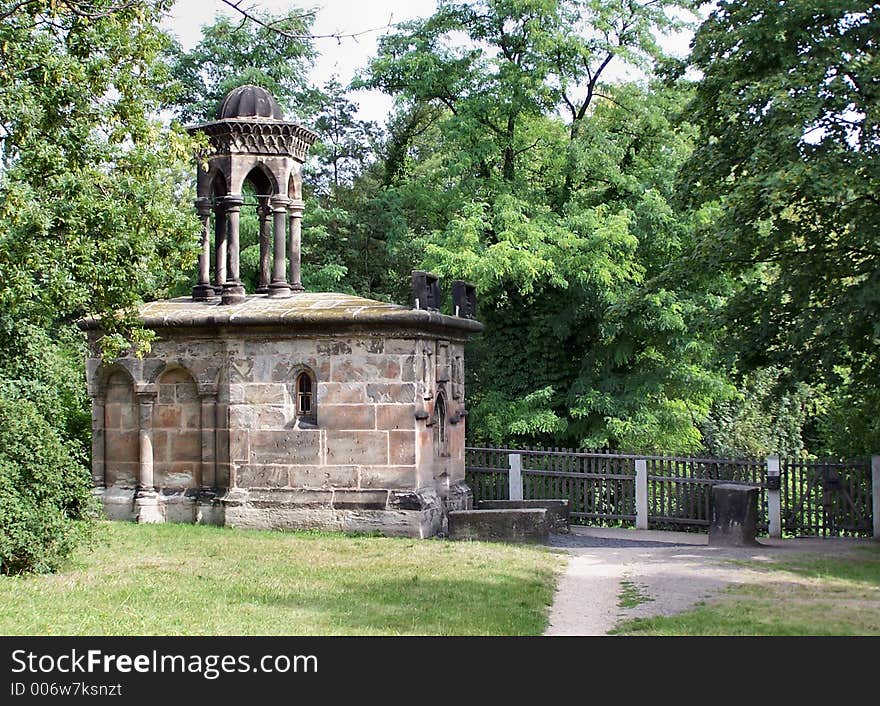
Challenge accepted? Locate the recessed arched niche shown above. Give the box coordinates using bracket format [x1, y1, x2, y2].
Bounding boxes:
[103, 370, 138, 489]
[153, 367, 202, 491]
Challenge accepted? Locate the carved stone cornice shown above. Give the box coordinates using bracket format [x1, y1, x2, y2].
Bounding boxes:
[188, 119, 318, 162]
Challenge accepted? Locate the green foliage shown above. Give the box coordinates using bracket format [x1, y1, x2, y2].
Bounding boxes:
[469, 386, 568, 446]
[0, 0, 201, 347]
[812, 381, 880, 458]
[0, 318, 91, 451]
[680, 1, 880, 405]
[361, 1, 719, 452]
[0, 0, 202, 572]
[165, 9, 316, 123]
[700, 368, 817, 458]
[310, 78, 380, 198]
[0, 388, 95, 575]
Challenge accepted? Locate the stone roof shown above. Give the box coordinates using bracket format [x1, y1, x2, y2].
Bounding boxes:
[217, 84, 284, 121]
[78, 293, 483, 339]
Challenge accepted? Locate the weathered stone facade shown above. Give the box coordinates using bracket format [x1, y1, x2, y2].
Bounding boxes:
[82, 294, 481, 537]
[81, 84, 482, 538]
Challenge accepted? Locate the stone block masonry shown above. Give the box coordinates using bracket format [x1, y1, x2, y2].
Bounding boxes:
[80, 292, 481, 537]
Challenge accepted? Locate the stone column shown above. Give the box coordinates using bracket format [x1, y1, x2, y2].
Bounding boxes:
[200, 394, 216, 490]
[214, 397, 230, 489]
[288, 199, 305, 292]
[214, 200, 228, 290]
[196, 390, 219, 525]
[135, 391, 163, 524]
[221, 195, 246, 305]
[268, 195, 291, 298]
[192, 198, 215, 301]
[256, 199, 272, 294]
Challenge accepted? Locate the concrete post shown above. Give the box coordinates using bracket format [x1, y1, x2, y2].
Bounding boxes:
[192, 198, 214, 300]
[508, 453, 523, 501]
[256, 199, 272, 294]
[635, 459, 648, 530]
[288, 199, 305, 292]
[269, 195, 291, 297]
[767, 455, 781, 539]
[873, 455, 880, 540]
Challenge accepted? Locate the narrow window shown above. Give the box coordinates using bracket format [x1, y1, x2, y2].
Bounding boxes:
[437, 396, 446, 445]
[435, 393, 449, 456]
[296, 371, 315, 423]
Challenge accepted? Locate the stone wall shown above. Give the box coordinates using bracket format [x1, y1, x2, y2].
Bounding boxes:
[87, 323, 472, 537]
[225, 335, 421, 491]
[154, 368, 201, 489]
[103, 371, 138, 488]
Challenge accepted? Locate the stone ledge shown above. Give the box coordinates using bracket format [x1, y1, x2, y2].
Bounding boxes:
[477, 499, 569, 534]
[78, 293, 483, 339]
[447, 508, 550, 544]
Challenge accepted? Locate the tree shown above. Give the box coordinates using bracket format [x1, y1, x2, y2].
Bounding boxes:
[0, 0, 201, 571]
[679, 0, 880, 452]
[365, 0, 695, 193]
[165, 8, 316, 124]
[0, 0, 200, 353]
[363, 0, 721, 451]
[310, 78, 379, 200]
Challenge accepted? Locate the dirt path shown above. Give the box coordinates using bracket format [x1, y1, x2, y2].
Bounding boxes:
[543, 527, 871, 636]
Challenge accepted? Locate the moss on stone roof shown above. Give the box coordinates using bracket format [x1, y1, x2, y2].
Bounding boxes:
[79, 293, 482, 339]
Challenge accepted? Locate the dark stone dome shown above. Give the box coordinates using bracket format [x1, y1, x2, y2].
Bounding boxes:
[217, 85, 283, 120]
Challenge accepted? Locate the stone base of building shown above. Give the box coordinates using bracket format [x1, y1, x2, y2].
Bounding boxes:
[94, 483, 471, 538]
[95, 487, 225, 525]
[221, 486, 445, 538]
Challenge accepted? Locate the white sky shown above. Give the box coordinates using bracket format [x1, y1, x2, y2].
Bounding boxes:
[164, 0, 438, 122]
[164, 0, 695, 124]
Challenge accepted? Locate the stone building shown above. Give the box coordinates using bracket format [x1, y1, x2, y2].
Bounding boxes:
[80, 85, 481, 538]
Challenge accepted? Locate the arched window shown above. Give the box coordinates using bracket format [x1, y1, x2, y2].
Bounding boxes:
[295, 370, 316, 424]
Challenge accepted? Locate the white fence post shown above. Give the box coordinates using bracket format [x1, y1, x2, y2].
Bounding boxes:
[872, 455, 879, 540]
[767, 455, 781, 539]
[508, 453, 523, 501]
[635, 459, 648, 530]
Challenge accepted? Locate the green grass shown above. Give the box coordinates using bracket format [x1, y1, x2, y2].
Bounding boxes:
[0, 521, 562, 636]
[618, 578, 654, 609]
[613, 545, 880, 636]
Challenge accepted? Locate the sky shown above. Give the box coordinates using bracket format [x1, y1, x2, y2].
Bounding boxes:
[164, 0, 438, 122]
[164, 0, 696, 123]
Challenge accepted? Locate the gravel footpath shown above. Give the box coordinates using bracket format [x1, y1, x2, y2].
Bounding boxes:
[543, 526, 870, 636]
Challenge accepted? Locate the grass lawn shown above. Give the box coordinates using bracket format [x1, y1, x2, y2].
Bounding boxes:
[0, 522, 562, 636]
[613, 545, 880, 636]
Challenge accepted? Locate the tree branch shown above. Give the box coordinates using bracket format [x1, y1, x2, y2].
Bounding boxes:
[219, 0, 393, 43]
[514, 137, 541, 156]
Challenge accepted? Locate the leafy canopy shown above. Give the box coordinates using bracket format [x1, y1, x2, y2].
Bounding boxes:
[0, 0, 200, 355]
[680, 0, 880, 388]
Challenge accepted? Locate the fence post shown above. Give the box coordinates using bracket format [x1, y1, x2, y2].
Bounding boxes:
[872, 455, 880, 540]
[767, 455, 781, 539]
[508, 453, 523, 501]
[635, 459, 648, 530]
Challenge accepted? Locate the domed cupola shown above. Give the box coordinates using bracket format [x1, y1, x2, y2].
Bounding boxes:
[217, 84, 284, 121]
[187, 85, 318, 305]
